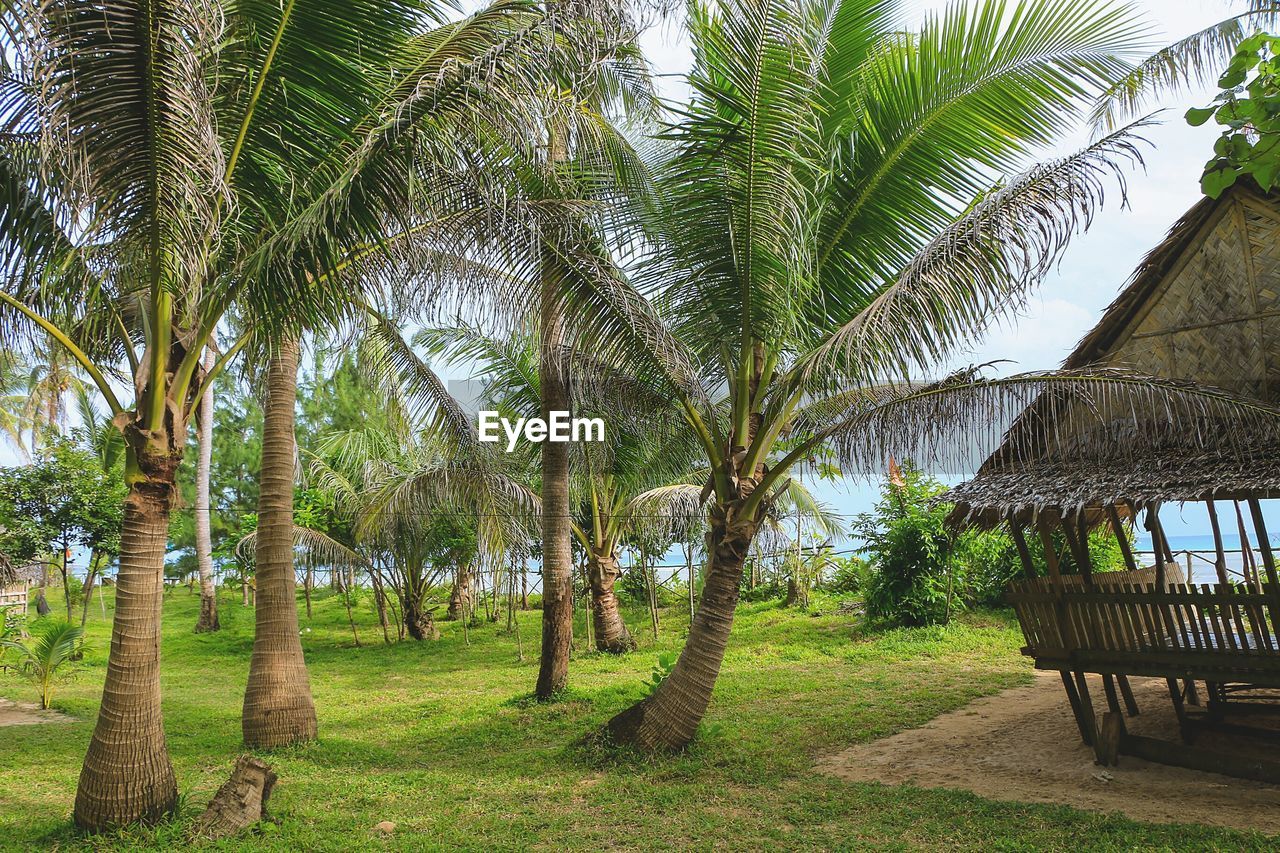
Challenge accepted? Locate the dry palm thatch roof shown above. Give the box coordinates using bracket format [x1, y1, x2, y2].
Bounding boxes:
[947, 182, 1280, 528]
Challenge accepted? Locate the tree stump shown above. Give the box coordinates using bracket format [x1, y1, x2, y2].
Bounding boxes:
[190, 755, 277, 840]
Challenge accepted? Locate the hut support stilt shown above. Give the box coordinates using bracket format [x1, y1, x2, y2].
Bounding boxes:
[1206, 501, 1231, 586]
[1059, 670, 1094, 745]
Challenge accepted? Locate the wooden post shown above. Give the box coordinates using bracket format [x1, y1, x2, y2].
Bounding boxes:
[1206, 500, 1231, 586]
[1117, 675, 1140, 717]
[1234, 501, 1261, 590]
[1074, 671, 1100, 747]
[1063, 511, 1094, 583]
[1247, 498, 1280, 588]
[1036, 518, 1064, 590]
[1059, 670, 1094, 745]
[1247, 499, 1280, 640]
[1008, 518, 1036, 580]
[1106, 505, 1138, 574]
[1145, 505, 1167, 589]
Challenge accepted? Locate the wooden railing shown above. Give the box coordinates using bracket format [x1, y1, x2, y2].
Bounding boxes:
[1007, 568, 1280, 686]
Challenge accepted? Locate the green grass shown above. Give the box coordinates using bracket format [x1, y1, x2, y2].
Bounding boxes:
[0, 587, 1274, 850]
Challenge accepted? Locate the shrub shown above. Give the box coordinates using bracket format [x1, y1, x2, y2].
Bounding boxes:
[825, 555, 872, 595]
[855, 464, 962, 628]
[958, 525, 1132, 608]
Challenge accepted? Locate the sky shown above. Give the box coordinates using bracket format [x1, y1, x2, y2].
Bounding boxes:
[629, 0, 1259, 543]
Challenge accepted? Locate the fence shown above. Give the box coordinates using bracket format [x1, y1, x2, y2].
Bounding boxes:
[1133, 548, 1272, 587]
[0, 583, 28, 611]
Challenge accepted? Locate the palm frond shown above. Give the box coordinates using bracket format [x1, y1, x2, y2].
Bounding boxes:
[1091, 2, 1280, 130]
[796, 119, 1151, 391]
[822, 368, 1280, 479]
[356, 313, 476, 450]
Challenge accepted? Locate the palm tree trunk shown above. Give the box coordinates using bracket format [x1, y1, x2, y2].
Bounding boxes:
[446, 562, 472, 621]
[79, 551, 101, 628]
[403, 593, 440, 641]
[242, 336, 317, 748]
[589, 550, 634, 653]
[74, 457, 180, 829]
[603, 502, 759, 750]
[535, 261, 573, 699]
[195, 347, 219, 633]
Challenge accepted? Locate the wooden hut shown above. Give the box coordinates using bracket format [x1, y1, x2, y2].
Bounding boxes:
[945, 183, 1280, 780]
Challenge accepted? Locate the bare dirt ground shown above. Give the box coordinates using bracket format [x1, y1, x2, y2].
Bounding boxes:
[0, 697, 74, 727]
[816, 671, 1280, 835]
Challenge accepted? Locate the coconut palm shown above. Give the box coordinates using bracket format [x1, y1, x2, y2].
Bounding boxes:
[419, 323, 706, 652]
[302, 410, 538, 642]
[573, 0, 1280, 751]
[1, 619, 86, 710]
[0, 0, 581, 828]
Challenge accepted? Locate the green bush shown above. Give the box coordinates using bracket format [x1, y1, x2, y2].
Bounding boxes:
[825, 555, 872, 595]
[957, 525, 1132, 608]
[855, 465, 961, 628]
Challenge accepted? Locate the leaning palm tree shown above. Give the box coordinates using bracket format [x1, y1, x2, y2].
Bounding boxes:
[582, 0, 1280, 751]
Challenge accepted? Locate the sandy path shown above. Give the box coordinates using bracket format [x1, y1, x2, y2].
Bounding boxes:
[0, 697, 75, 727]
[816, 671, 1280, 835]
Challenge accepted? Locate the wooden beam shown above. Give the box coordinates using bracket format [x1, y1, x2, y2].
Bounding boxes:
[1008, 519, 1037, 581]
[1248, 498, 1280, 588]
[1106, 505, 1139, 574]
[1235, 501, 1261, 590]
[1074, 512, 1094, 582]
[1037, 518, 1063, 588]
[1206, 500, 1231, 586]
[1060, 670, 1093, 746]
[1145, 505, 1168, 589]
[1120, 734, 1280, 784]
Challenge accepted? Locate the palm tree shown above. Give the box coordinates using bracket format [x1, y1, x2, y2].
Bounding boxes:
[420, 323, 706, 652]
[236, 0, 648, 742]
[1, 619, 86, 710]
[0, 350, 33, 459]
[0, 339, 82, 458]
[0, 0, 567, 829]
[306, 419, 536, 639]
[585, 0, 1280, 751]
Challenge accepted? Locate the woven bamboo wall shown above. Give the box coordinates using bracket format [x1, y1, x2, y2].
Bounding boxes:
[1103, 196, 1280, 402]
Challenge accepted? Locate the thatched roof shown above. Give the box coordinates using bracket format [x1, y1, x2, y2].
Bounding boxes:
[947, 183, 1280, 528]
[946, 447, 1280, 529]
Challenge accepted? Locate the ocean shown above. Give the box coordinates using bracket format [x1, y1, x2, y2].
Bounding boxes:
[1132, 533, 1280, 584]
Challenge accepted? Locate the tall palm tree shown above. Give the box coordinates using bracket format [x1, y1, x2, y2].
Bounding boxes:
[583, 0, 1280, 751]
[0, 0, 565, 829]
[235, 0, 647, 739]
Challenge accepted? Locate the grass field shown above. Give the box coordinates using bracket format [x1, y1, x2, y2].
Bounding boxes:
[0, 586, 1274, 851]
